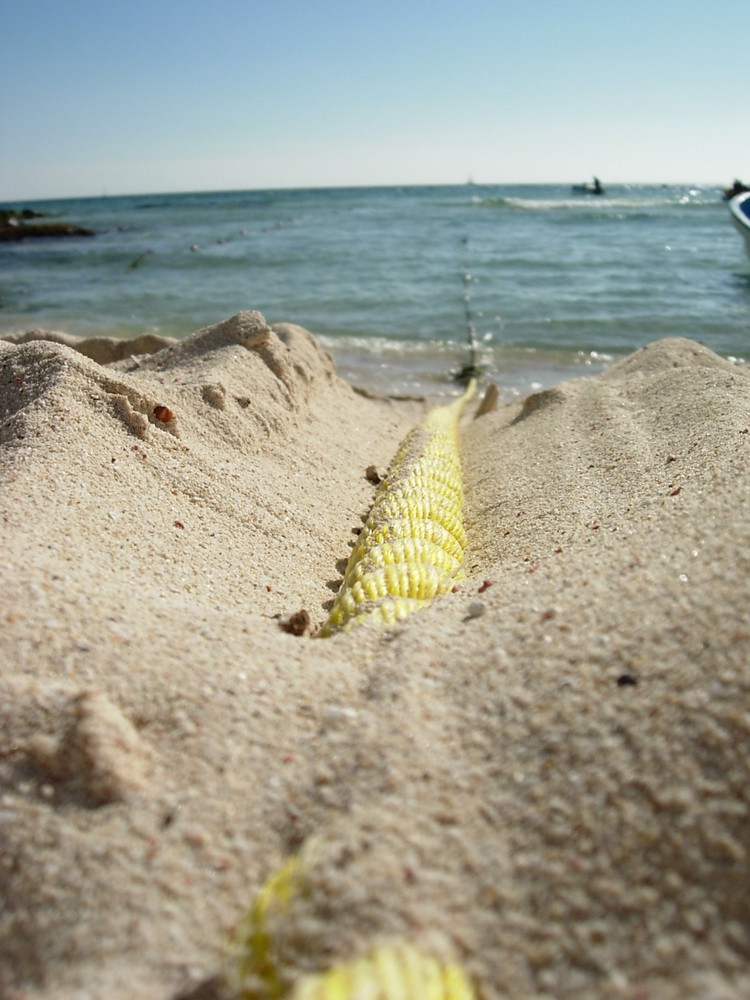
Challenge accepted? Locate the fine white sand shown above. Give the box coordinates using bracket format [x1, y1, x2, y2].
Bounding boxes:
[1, 313, 749, 1000]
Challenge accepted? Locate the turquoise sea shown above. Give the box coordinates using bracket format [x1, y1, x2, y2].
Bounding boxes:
[1, 184, 748, 398]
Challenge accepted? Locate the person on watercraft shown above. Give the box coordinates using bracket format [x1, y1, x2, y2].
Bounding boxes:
[593, 177, 603, 194]
[724, 179, 749, 200]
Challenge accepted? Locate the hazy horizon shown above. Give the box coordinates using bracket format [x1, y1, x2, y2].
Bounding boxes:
[2, 176, 735, 207]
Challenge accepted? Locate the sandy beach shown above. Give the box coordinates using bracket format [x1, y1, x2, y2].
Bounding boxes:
[1, 312, 749, 999]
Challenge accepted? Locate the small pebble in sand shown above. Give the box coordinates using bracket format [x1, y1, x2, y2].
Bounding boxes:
[322, 705, 358, 727]
[617, 673, 638, 687]
[153, 404, 174, 423]
[280, 609, 310, 636]
[466, 600, 486, 619]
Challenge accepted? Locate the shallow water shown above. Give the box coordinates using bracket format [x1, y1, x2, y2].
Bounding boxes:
[2, 184, 748, 398]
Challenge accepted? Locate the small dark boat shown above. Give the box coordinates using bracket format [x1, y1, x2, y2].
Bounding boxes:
[728, 192, 750, 261]
[723, 179, 750, 201]
[572, 176, 605, 196]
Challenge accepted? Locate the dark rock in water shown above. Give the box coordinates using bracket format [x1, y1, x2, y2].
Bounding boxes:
[0, 208, 94, 241]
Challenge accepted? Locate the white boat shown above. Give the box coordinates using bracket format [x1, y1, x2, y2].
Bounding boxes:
[728, 191, 750, 261]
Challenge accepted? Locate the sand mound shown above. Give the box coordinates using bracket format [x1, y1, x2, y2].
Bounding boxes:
[1, 319, 749, 999]
[2, 328, 178, 365]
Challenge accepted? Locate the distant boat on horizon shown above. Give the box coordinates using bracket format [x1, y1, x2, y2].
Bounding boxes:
[723, 178, 750, 200]
[572, 177, 605, 196]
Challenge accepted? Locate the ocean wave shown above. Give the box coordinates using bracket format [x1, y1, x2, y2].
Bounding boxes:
[471, 195, 510, 209]
[473, 189, 720, 213]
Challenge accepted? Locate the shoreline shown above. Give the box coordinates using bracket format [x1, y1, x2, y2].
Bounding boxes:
[0, 324, 623, 404]
[1, 314, 749, 999]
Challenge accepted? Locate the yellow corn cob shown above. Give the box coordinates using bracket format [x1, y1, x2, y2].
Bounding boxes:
[291, 942, 476, 1000]
[231, 850, 311, 999]
[370, 494, 467, 549]
[230, 849, 476, 1000]
[354, 518, 464, 564]
[319, 382, 475, 636]
[345, 538, 461, 582]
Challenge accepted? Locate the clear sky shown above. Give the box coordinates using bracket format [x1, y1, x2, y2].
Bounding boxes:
[1, 0, 746, 201]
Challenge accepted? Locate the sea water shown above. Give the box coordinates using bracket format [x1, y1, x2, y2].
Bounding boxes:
[1, 184, 748, 398]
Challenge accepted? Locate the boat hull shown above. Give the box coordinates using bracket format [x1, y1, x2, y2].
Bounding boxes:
[729, 192, 750, 261]
[572, 183, 605, 196]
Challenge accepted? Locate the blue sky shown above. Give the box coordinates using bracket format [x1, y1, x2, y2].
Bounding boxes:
[1, 0, 746, 200]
